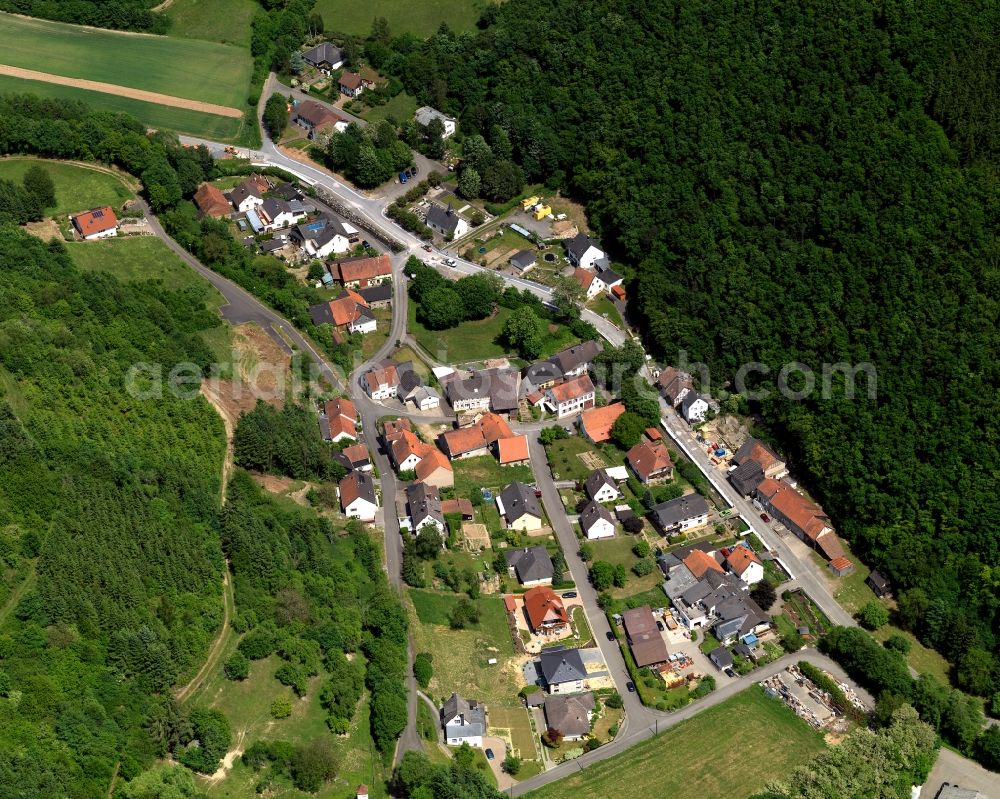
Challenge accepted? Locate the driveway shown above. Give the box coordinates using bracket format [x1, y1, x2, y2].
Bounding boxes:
[923, 747, 999, 798]
[482, 736, 514, 791]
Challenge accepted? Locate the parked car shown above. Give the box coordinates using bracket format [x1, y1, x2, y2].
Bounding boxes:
[626, 681, 636, 693]
[399, 172, 408, 183]
[760, 513, 770, 523]
[412, 164, 419, 174]
[656, 620, 665, 632]
[606, 631, 616, 641]
[485, 748, 495, 761]
[361, 240, 369, 248]
[422, 244, 433, 252]
[444, 258, 456, 266]
[561, 591, 577, 599]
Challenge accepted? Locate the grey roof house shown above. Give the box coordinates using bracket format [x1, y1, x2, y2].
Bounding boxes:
[426, 204, 467, 237]
[302, 42, 344, 70]
[539, 648, 587, 693]
[498, 481, 543, 527]
[405, 482, 444, 532]
[510, 249, 537, 272]
[651, 494, 710, 535]
[441, 693, 486, 745]
[504, 545, 554, 585]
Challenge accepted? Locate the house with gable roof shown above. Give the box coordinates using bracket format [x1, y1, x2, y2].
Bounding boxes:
[538, 648, 586, 694]
[441, 693, 486, 747]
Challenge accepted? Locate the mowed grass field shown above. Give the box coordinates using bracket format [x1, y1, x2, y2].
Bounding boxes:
[0, 157, 133, 217]
[0, 13, 252, 108]
[314, 0, 488, 38]
[163, 0, 258, 47]
[529, 688, 826, 799]
[0, 74, 245, 141]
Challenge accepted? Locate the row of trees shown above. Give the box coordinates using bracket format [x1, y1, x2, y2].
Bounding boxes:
[405, 257, 504, 329]
[320, 121, 414, 189]
[0, 0, 166, 32]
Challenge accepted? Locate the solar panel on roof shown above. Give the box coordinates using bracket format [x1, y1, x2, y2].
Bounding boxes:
[93, 210, 103, 218]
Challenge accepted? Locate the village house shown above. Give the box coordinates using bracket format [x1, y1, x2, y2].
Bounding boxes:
[333, 254, 392, 288]
[538, 648, 586, 695]
[339, 471, 378, 522]
[523, 586, 570, 635]
[193, 183, 231, 218]
[753, 478, 847, 563]
[228, 180, 265, 214]
[71, 207, 118, 240]
[341, 443, 371, 472]
[292, 99, 348, 139]
[622, 605, 668, 669]
[425, 204, 469, 239]
[543, 693, 595, 741]
[362, 363, 400, 400]
[681, 391, 710, 423]
[729, 437, 788, 496]
[583, 469, 621, 503]
[544, 374, 596, 418]
[497, 434, 531, 466]
[358, 282, 392, 309]
[656, 366, 694, 407]
[579, 500, 616, 540]
[397, 364, 440, 411]
[663, 564, 770, 644]
[414, 449, 454, 488]
[415, 106, 457, 138]
[573, 265, 624, 300]
[438, 412, 515, 460]
[626, 439, 674, 484]
[319, 397, 358, 443]
[247, 198, 309, 234]
[504, 545, 554, 586]
[578, 403, 626, 444]
[339, 71, 364, 97]
[384, 419, 453, 487]
[391, 429, 430, 472]
[293, 216, 356, 258]
[721, 544, 764, 585]
[444, 368, 520, 417]
[522, 340, 602, 395]
[402, 482, 445, 534]
[650, 494, 710, 537]
[497, 481, 544, 531]
[308, 289, 376, 336]
[441, 693, 486, 747]
[564, 233, 606, 270]
[301, 42, 343, 72]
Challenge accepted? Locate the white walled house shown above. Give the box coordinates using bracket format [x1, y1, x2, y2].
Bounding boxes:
[681, 393, 710, 423]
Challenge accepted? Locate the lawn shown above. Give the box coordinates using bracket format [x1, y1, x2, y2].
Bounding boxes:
[407, 590, 517, 707]
[587, 536, 661, 599]
[0, 13, 252, 108]
[164, 0, 259, 47]
[0, 158, 134, 218]
[313, 0, 489, 37]
[392, 345, 431, 379]
[0, 74, 245, 141]
[488, 705, 538, 763]
[408, 301, 579, 364]
[452, 455, 535, 500]
[361, 308, 394, 358]
[362, 91, 418, 124]
[529, 688, 826, 799]
[589, 294, 624, 329]
[544, 437, 616, 482]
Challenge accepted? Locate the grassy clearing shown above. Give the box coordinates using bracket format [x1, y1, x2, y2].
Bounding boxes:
[452, 456, 535, 499]
[164, 0, 258, 47]
[489, 705, 537, 761]
[589, 295, 624, 328]
[0, 13, 251, 108]
[313, 0, 488, 37]
[407, 591, 517, 707]
[0, 157, 133, 217]
[362, 92, 418, 123]
[361, 307, 394, 358]
[0, 74, 246, 141]
[408, 301, 578, 363]
[392, 346, 431, 379]
[587, 536, 662, 598]
[529, 688, 826, 799]
[544, 437, 624, 482]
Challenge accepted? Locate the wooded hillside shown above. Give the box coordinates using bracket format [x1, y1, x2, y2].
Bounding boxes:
[381, 0, 1000, 696]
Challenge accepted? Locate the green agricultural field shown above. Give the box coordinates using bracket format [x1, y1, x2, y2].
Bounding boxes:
[314, 0, 488, 38]
[0, 75, 245, 141]
[164, 0, 259, 47]
[529, 688, 826, 799]
[0, 13, 252, 108]
[0, 157, 133, 218]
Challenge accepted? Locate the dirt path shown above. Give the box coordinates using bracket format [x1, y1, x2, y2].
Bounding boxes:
[0, 64, 243, 118]
[0, 565, 35, 628]
[203, 728, 247, 786]
[151, 0, 174, 11]
[173, 383, 237, 705]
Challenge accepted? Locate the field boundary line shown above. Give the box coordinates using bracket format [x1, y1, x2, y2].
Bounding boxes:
[0, 63, 243, 118]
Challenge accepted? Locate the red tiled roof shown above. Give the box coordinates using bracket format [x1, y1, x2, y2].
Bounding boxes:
[328, 414, 357, 440]
[392, 429, 427, 464]
[828, 556, 853, 572]
[611, 285, 626, 300]
[383, 418, 412, 440]
[334, 254, 391, 284]
[441, 425, 488, 457]
[72, 206, 117, 237]
[342, 443, 369, 463]
[756, 478, 831, 542]
[193, 183, 231, 218]
[479, 412, 514, 444]
[415, 448, 452, 480]
[339, 471, 371, 508]
[504, 595, 517, 613]
[644, 427, 662, 441]
[683, 550, 725, 579]
[340, 71, 363, 90]
[627, 440, 673, 480]
[523, 586, 569, 631]
[548, 374, 594, 404]
[498, 435, 530, 464]
[365, 364, 399, 392]
[327, 289, 369, 327]
[573, 267, 595, 291]
[724, 546, 761, 576]
[579, 403, 626, 442]
[325, 397, 357, 421]
[441, 498, 473, 517]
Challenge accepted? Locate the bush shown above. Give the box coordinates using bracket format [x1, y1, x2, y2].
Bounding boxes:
[413, 652, 433, 689]
[632, 558, 655, 577]
[448, 599, 481, 629]
[271, 696, 293, 719]
[632, 539, 651, 558]
[502, 754, 521, 775]
[605, 691, 623, 709]
[223, 651, 250, 681]
[858, 600, 890, 630]
[884, 633, 912, 655]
